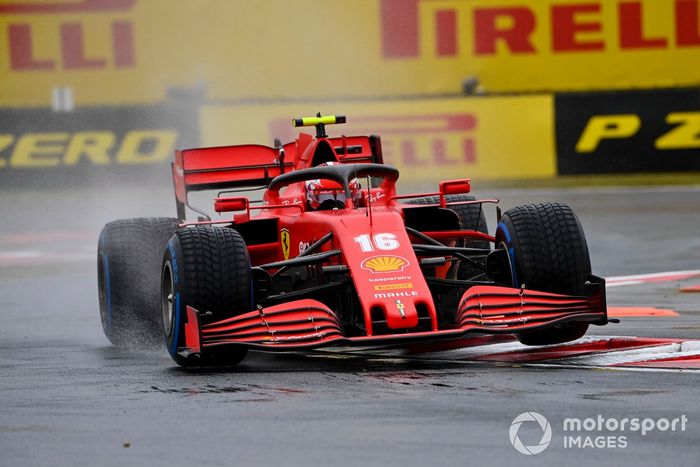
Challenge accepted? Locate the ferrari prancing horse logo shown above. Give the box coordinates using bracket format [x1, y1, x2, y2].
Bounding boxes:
[281, 228, 291, 260]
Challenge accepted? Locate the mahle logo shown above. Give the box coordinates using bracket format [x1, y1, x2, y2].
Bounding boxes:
[509, 412, 552, 455]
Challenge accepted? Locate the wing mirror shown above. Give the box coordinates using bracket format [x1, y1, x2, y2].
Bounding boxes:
[214, 196, 249, 213]
[439, 179, 471, 207]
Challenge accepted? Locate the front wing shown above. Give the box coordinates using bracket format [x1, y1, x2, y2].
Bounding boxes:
[177, 276, 607, 359]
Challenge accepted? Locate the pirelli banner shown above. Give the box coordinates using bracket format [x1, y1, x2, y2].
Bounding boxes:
[555, 88, 700, 174]
[0, 102, 199, 187]
[199, 96, 557, 184]
[378, 0, 700, 94]
[1, 0, 699, 107]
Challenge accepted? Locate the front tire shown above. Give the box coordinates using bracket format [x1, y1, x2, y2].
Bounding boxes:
[496, 203, 591, 346]
[162, 225, 252, 367]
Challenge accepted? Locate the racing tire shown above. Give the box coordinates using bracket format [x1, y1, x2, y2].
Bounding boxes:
[496, 203, 591, 346]
[407, 194, 489, 279]
[162, 225, 251, 367]
[97, 217, 179, 348]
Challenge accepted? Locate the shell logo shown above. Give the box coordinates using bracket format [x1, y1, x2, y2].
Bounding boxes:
[361, 255, 409, 273]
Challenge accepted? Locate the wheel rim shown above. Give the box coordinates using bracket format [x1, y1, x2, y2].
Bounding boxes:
[161, 261, 175, 338]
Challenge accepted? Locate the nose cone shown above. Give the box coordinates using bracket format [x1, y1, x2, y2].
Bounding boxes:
[334, 210, 438, 335]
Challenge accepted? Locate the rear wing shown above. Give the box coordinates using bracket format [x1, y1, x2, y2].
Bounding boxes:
[172, 143, 292, 220]
[172, 135, 383, 220]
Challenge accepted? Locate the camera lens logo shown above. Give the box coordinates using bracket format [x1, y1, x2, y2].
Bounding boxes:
[509, 412, 552, 455]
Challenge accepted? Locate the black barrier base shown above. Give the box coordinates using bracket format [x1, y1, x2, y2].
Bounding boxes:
[555, 87, 700, 175]
[0, 101, 199, 189]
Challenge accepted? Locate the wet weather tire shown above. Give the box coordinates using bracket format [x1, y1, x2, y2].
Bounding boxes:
[407, 194, 489, 279]
[162, 226, 251, 367]
[97, 217, 178, 348]
[496, 203, 591, 346]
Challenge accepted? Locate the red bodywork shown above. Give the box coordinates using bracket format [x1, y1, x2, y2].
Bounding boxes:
[170, 122, 608, 359]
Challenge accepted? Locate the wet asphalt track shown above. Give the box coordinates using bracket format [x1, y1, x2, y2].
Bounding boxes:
[1, 184, 699, 467]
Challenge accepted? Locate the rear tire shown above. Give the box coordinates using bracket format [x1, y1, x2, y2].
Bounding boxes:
[97, 217, 178, 348]
[406, 194, 489, 279]
[496, 203, 591, 346]
[162, 226, 251, 367]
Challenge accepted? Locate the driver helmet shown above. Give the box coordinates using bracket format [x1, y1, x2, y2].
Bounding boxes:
[305, 162, 360, 210]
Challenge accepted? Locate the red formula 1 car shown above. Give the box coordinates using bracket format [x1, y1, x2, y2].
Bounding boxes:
[97, 115, 609, 366]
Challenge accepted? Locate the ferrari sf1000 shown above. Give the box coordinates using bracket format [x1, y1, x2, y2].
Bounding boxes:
[97, 114, 609, 366]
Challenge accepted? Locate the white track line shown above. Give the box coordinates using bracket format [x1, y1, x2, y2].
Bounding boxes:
[0, 250, 93, 266]
[554, 341, 700, 366]
[606, 270, 700, 287]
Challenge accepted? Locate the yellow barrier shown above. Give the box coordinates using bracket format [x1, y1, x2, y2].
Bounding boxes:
[200, 95, 556, 182]
[0, 0, 697, 106]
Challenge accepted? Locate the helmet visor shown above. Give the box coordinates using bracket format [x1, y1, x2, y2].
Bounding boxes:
[314, 191, 346, 204]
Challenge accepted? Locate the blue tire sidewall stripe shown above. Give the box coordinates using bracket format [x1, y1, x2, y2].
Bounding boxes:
[497, 221, 519, 287]
[167, 238, 182, 358]
[169, 292, 181, 357]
